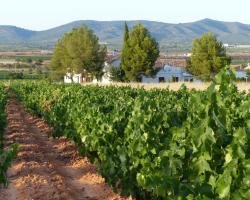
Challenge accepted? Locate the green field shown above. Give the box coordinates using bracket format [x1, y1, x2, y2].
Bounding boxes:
[0, 71, 48, 80]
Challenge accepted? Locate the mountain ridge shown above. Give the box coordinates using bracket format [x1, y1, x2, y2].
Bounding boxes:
[1, 19, 250, 51]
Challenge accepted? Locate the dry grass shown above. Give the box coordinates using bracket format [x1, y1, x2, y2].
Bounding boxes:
[0, 59, 17, 64]
[236, 83, 250, 91]
[83, 82, 250, 91]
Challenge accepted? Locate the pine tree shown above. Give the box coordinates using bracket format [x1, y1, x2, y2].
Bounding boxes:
[188, 33, 231, 80]
[50, 27, 107, 80]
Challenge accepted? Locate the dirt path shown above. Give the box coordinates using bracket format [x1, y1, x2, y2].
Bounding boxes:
[0, 96, 130, 200]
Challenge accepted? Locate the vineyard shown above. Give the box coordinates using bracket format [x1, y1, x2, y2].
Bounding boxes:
[3, 70, 248, 199]
[0, 84, 18, 186]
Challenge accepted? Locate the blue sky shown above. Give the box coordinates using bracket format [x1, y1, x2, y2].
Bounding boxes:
[1, 0, 249, 30]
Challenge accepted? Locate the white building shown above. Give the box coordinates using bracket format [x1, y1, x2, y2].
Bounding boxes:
[92, 62, 111, 83]
[64, 73, 83, 83]
[235, 70, 247, 80]
[142, 64, 194, 83]
[93, 59, 121, 83]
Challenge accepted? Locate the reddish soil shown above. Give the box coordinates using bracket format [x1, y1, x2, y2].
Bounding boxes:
[0, 96, 131, 200]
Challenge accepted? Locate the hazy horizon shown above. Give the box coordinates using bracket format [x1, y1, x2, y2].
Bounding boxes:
[1, 18, 250, 32]
[1, 0, 250, 31]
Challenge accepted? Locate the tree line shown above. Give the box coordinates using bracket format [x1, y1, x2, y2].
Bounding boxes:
[50, 23, 231, 82]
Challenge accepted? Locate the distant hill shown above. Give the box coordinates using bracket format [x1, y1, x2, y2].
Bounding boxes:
[1, 18, 250, 51]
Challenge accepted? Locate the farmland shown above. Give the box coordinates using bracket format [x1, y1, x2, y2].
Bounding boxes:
[89, 81, 250, 91]
[0, 93, 126, 200]
[0, 70, 246, 199]
[0, 51, 51, 80]
[0, 84, 18, 187]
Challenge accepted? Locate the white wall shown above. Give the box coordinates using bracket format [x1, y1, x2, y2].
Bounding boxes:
[64, 74, 82, 83]
[141, 65, 195, 83]
[142, 77, 159, 83]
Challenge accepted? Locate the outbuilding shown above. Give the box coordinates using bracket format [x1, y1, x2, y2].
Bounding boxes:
[141, 64, 195, 83]
[64, 73, 83, 83]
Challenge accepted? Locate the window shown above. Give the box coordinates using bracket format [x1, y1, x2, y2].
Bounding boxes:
[159, 77, 165, 82]
[172, 76, 179, 82]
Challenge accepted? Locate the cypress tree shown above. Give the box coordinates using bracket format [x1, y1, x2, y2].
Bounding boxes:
[122, 23, 159, 82]
[120, 22, 130, 81]
[121, 22, 129, 72]
[123, 22, 129, 42]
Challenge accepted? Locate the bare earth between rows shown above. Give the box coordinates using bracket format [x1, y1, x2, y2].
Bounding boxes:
[0, 96, 130, 200]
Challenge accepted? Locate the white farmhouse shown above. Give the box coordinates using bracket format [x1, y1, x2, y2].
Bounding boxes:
[64, 73, 83, 83]
[93, 59, 121, 83]
[92, 63, 111, 83]
[142, 64, 194, 83]
[235, 70, 247, 81]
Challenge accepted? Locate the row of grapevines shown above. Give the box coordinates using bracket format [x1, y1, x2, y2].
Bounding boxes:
[11, 71, 250, 199]
[0, 84, 18, 187]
